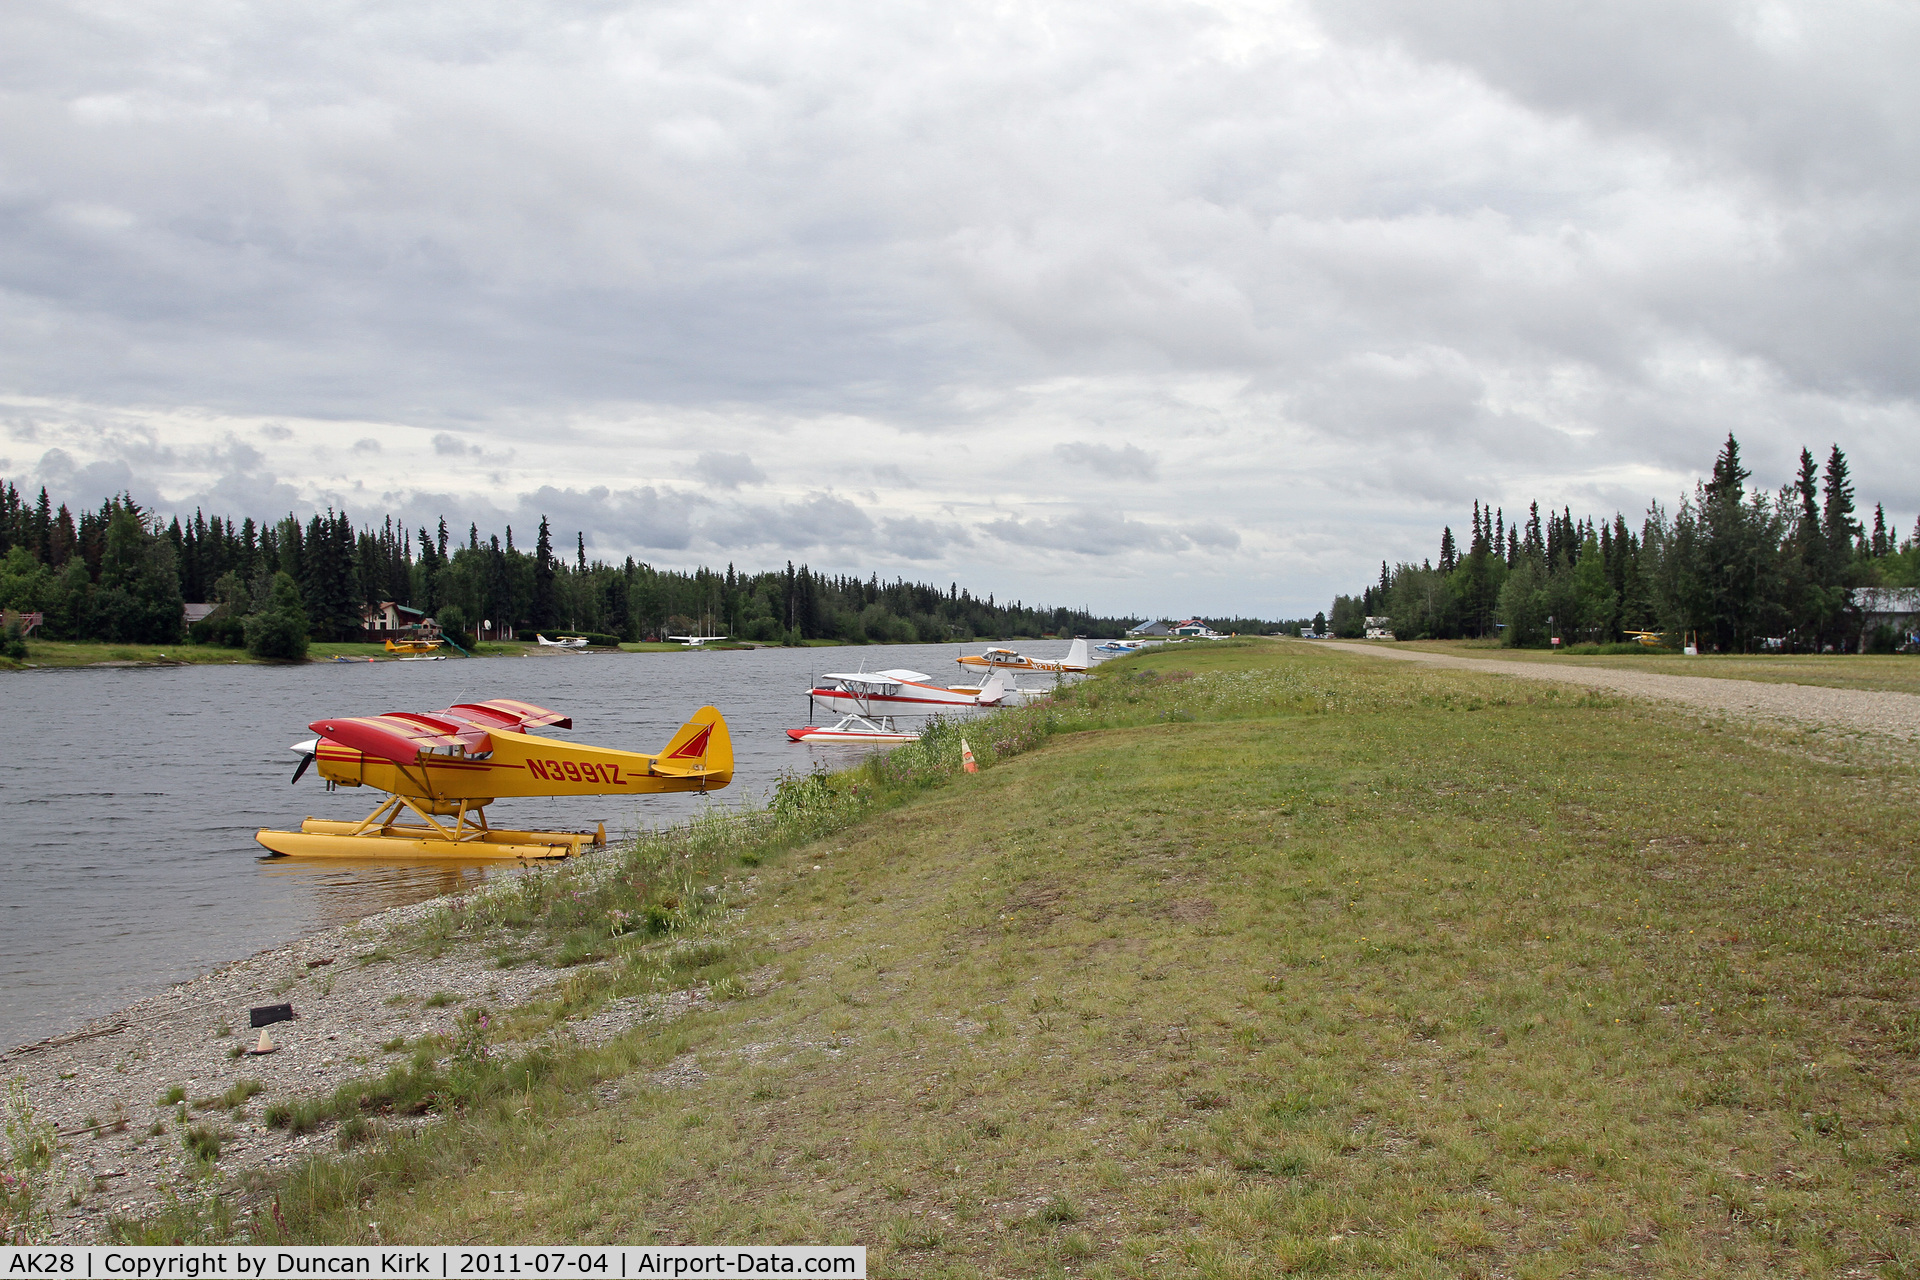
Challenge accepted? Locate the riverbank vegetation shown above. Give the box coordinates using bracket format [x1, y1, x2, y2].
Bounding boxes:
[0, 488, 1141, 655]
[1335, 435, 1919, 653]
[106, 641, 1919, 1275]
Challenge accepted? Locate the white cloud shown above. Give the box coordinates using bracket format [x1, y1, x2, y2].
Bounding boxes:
[0, 0, 1915, 616]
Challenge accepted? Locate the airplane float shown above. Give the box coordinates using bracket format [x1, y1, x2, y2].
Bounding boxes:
[955, 638, 1091, 674]
[536, 633, 589, 649]
[257, 698, 731, 859]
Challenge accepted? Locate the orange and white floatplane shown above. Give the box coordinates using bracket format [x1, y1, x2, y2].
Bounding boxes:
[257, 698, 731, 860]
[955, 638, 1090, 674]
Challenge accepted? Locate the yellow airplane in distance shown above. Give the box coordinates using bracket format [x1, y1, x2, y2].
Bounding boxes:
[1623, 630, 1667, 648]
[382, 637, 442, 655]
[257, 698, 732, 859]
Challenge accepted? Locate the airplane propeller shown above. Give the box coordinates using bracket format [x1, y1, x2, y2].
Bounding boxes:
[289, 737, 319, 785]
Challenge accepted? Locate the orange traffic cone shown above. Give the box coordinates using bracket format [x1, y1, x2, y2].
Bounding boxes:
[960, 739, 978, 774]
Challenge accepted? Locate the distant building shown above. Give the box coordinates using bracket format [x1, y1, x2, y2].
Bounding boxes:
[182, 603, 218, 627]
[1851, 587, 1920, 650]
[1170, 618, 1220, 637]
[1126, 620, 1174, 637]
[361, 601, 436, 637]
[1364, 616, 1394, 640]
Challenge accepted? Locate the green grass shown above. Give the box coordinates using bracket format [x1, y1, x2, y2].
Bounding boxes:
[1386, 638, 1920, 694]
[118, 641, 1920, 1274]
[5, 640, 258, 668]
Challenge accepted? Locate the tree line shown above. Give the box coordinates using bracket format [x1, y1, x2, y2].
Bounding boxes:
[0, 487, 1143, 657]
[1330, 435, 1918, 652]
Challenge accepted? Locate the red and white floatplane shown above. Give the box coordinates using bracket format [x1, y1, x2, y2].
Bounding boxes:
[786, 668, 1006, 744]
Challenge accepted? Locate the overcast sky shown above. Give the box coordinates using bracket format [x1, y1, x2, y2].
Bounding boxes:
[3, 0, 1916, 618]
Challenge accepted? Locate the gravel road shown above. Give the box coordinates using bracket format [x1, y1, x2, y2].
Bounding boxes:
[1319, 641, 1920, 746]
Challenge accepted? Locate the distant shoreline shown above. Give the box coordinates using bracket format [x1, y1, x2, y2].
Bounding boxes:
[1, 634, 1078, 672]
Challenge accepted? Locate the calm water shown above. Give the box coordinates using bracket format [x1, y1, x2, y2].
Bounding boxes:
[0, 642, 1083, 1050]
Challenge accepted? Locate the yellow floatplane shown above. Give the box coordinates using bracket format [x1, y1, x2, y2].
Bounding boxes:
[257, 698, 732, 860]
[383, 637, 443, 655]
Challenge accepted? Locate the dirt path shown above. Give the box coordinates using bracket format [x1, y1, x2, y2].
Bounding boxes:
[1318, 641, 1920, 746]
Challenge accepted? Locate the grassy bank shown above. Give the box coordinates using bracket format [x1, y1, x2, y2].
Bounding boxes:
[118, 642, 1919, 1275]
[1380, 638, 1920, 696]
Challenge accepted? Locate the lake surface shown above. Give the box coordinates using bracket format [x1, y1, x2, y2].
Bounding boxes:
[0, 641, 1084, 1050]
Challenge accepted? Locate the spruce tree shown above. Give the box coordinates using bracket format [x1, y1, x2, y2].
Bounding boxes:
[533, 516, 557, 628]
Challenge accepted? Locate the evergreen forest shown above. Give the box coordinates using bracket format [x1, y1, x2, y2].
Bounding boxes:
[0, 488, 1142, 654]
[1331, 435, 1919, 652]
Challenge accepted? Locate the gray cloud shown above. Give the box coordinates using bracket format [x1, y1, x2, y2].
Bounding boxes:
[878, 516, 971, 561]
[1053, 442, 1159, 481]
[691, 451, 766, 489]
[514, 485, 702, 555]
[707, 493, 876, 553]
[984, 510, 1193, 557]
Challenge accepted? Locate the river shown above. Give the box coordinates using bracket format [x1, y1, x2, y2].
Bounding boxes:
[0, 641, 1083, 1050]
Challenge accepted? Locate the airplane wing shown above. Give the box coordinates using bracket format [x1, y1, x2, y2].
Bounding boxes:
[307, 713, 493, 765]
[820, 673, 904, 694]
[444, 699, 572, 730]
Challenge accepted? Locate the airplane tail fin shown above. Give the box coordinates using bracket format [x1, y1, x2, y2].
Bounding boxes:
[652, 706, 733, 782]
[977, 671, 1007, 705]
[1066, 638, 1089, 668]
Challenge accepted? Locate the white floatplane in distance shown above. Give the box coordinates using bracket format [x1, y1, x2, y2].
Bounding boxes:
[668, 634, 729, 647]
[790, 669, 1005, 745]
[536, 633, 589, 649]
[808, 669, 1006, 715]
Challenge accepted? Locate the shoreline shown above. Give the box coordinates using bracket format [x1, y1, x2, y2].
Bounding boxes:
[2, 844, 724, 1243]
[1, 635, 1097, 673]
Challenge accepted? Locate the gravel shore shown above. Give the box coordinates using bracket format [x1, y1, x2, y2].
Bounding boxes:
[0, 868, 715, 1243]
[1319, 642, 1920, 747]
